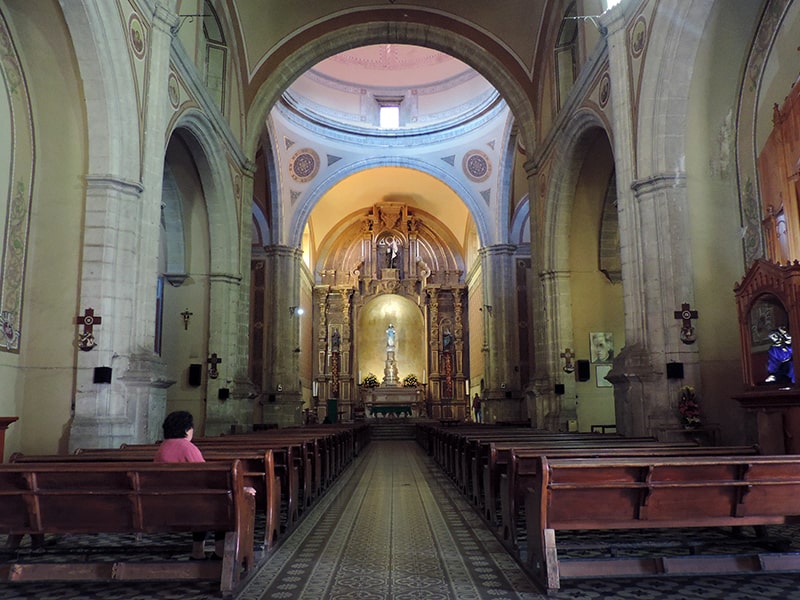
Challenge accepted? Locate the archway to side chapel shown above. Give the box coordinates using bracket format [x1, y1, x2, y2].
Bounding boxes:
[159, 134, 212, 432]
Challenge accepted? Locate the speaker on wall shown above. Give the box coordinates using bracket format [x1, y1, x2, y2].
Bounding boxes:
[218, 388, 230, 400]
[93, 366, 112, 384]
[666, 362, 684, 379]
[188, 363, 202, 387]
[554, 383, 565, 395]
[576, 359, 591, 382]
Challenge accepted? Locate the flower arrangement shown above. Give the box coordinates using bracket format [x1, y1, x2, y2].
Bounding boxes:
[678, 385, 701, 428]
[362, 373, 379, 388]
[402, 373, 419, 388]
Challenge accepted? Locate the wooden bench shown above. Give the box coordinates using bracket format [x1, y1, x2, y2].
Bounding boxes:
[0, 460, 254, 595]
[524, 454, 800, 591]
[13, 448, 281, 552]
[500, 445, 761, 550]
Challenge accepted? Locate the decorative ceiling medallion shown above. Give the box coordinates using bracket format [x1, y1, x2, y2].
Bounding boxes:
[630, 16, 647, 59]
[128, 13, 146, 60]
[289, 148, 320, 183]
[599, 72, 610, 109]
[168, 72, 180, 109]
[463, 150, 491, 183]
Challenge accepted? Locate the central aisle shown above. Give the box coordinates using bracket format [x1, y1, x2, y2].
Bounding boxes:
[236, 440, 541, 599]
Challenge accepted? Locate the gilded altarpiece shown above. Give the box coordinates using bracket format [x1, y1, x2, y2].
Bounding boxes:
[313, 203, 468, 420]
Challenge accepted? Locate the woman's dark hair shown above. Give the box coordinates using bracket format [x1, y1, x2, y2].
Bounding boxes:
[162, 410, 194, 439]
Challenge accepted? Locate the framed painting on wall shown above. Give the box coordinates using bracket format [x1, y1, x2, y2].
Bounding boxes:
[590, 332, 614, 363]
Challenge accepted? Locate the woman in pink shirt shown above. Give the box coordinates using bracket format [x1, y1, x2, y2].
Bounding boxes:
[154, 411, 223, 560]
[154, 410, 204, 463]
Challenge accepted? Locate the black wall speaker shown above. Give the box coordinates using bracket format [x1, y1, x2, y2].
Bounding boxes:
[188, 363, 202, 387]
[666, 362, 685, 379]
[268, 394, 276, 403]
[554, 383, 565, 395]
[576, 359, 591, 382]
[218, 388, 230, 400]
[93, 366, 112, 384]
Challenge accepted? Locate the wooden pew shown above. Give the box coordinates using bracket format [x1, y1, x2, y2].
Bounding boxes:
[477, 436, 685, 523]
[12, 448, 281, 552]
[524, 454, 800, 591]
[109, 439, 303, 533]
[500, 445, 761, 550]
[0, 460, 254, 595]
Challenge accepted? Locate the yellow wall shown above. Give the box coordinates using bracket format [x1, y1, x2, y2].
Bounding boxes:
[1, 2, 86, 456]
[568, 133, 622, 431]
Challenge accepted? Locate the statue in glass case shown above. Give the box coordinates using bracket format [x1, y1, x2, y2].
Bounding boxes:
[766, 325, 794, 384]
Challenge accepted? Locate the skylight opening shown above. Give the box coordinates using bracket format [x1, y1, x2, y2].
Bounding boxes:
[380, 105, 400, 129]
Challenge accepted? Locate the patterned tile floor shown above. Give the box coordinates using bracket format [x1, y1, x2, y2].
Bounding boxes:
[4, 441, 800, 598]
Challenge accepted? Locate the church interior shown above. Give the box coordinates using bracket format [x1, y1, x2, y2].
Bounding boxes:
[4, 0, 800, 597]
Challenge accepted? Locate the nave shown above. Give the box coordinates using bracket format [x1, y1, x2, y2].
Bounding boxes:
[4, 439, 800, 600]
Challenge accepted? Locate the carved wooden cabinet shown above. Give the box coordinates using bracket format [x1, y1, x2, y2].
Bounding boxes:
[734, 259, 800, 453]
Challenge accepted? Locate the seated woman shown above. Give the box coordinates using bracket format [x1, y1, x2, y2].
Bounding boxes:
[154, 410, 225, 560]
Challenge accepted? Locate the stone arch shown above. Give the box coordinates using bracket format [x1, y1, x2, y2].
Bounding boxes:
[544, 109, 611, 273]
[58, 1, 141, 180]
[636, 1, 714, 176]
[168, 109, 240, 276]
[291, 158, 489, 250]
[244, 15, 537, 192]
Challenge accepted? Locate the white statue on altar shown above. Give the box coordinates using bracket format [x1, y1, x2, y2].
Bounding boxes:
[386, 323, 396, 350]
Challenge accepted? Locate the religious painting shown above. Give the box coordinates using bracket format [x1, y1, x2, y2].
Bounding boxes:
[128, 13, 146, 59]
[590, 332, 614, 363]
[0, 13, 34, 354]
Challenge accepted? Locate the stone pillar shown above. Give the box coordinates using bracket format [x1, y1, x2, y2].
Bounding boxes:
[479, 244, 520, 422]
[601, 8, 697, 437]
[260, 245, 304, 426]
[538, 270, 575, 430]
[70, 4, 180, 450]
[206, 161, 257, 435]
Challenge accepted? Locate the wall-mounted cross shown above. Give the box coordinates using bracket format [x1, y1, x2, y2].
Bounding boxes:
[207, 353, 222, 379]
[560, 347, 575, 373]
[674, 303, 698, 344]
[75, 308, 102, 351]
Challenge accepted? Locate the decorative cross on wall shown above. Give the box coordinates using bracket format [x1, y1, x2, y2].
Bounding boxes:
[207, 353, 222, 379]
[674, 303, 699, 344]
[560, 348, 576, 373]
[75, 308, 102, 351]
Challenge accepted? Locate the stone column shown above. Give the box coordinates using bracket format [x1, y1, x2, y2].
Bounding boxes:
[538, 269, 575, 430]
[601, 8, 696, 437]
[260, 245, 304, 426]
[479, 244, 520, 422]
[206, 163, 257, 435]
[70, 6, 179, 450]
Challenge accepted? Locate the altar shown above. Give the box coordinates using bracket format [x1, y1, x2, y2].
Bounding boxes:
[363, 387, 421, 417]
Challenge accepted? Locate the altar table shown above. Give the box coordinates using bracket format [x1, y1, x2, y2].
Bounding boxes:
[369, 405, 412, 417]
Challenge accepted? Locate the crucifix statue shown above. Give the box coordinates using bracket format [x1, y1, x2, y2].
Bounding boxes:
[207, 353, 222, 379]
[75, 307, 102, 351]
[560, 348, 575, 373]
[674, 303, 698, 344]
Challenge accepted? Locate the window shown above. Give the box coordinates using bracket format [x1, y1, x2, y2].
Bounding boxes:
[555, 4, 578, 110]
[202, 1, 227, 112]
[375, 95, 404, 129]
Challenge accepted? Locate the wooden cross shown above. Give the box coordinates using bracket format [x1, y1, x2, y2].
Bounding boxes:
[674, 303, 699, 344]
[674, 303, 698, 327]
[75, 308, 102, 332]
[207, 353, 222, 379]
[75, 308, 101, 351]
[560, 348, 575, 373]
